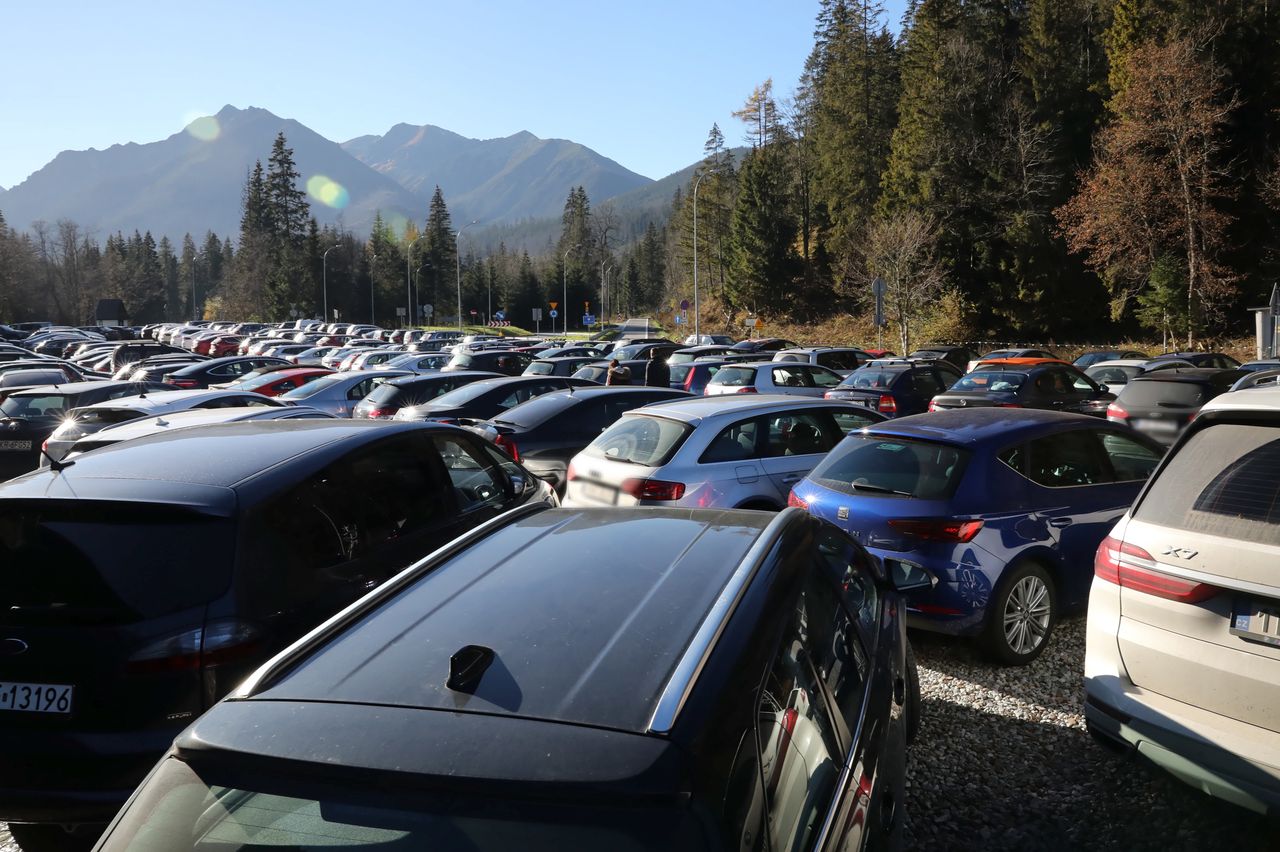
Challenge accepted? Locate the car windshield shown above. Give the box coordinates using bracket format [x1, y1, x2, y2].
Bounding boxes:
[280, 374, 348, 399]
[610, 344, 645, 361]
[709, 366, 756, 387]
[235, 372, 289, 391]
[838, 370, 899, 390]
[525, 361, 555, 375]
[951, 371, 1025, 393]
[1117, 381, 1209, 407]
[1, 393, 73, 419]
[584, 414, 691, 466]
[809, 435, 970, 500]
[99, 757, 709, 852]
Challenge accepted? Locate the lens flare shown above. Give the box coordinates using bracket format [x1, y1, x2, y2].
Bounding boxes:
[384, 212, 409, 236]
[185, 116, 220, 142]
[306, 175, 349, 209]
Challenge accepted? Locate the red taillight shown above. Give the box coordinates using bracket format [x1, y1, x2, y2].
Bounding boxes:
[169, 379, 198, 389]
[927, 400, 940, 412]
[566, 461, 578, 482]
[877, 394, 897, 414]
[993, 402, 1022, 408]
[367, 408, 395, 419]
[888, 518, 984, 542]
[736, 386, 758, 394]
[494, 433, 520, 461]
[126, 621, 262, 675]
[1107, 403, 1128, 421]
[787, 490, 809, 510]
[621, 478, 686, 501]
[1094, 535, 1217, 603]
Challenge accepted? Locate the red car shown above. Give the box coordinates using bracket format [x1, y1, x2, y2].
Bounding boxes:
[231, 367, 334, 397]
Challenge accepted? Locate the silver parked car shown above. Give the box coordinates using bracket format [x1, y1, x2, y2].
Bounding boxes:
[563, 395, 885, 509]
[278, 369, 411, 417]
[704, 360, 846, 397]
[61, 405, 335, 460]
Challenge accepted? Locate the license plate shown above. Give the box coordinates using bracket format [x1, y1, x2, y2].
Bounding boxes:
[1231, 601, 1280, 648]
[580, 482, 619, 505]
[859, 399, 876, 408]
[0, 440, 32, 451]
[0, 682, 73, 714]
[1135, 419, 1178, 434]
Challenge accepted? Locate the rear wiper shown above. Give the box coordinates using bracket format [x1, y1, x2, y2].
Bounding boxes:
[850, 482, 912, 496]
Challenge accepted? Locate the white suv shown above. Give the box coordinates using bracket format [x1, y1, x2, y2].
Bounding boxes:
[1084, 383, 1280, 815]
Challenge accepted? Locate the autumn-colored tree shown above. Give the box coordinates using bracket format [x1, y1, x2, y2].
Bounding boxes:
[1057, 36, 1238, 346]
[845, 210, 947, 354]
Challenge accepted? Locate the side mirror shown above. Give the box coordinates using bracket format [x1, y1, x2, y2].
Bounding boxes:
[885, 558, 935, 593]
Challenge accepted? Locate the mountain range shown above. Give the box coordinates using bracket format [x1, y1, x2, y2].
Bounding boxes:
[0, 105, 692, 250]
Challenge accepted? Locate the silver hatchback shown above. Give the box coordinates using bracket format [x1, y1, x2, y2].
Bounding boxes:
[704, 360, 846, 397]
[563, 395, 885, 509]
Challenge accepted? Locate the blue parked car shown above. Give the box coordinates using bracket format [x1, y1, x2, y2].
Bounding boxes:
[788, 409, 1165, 664]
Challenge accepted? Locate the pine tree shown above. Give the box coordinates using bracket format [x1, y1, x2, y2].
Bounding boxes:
[422, 186, 455, 323]
[728, 147, 800, 313]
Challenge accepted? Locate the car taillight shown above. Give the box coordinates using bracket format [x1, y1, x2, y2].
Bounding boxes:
[787, 490, 809, 510]
[621, 478, 686, 501]
[888, 518, 984, 542]
[169, 378, 198, 389]
[1094, 536, 1217, 603]
[877, 394, 897, 414]
[367, 408, 395, 419]
[1107, 403, 1128, 421]
[927, 400, 940, 412]
[126, 620, 262, 674]
[736, 386, 758, 394]
[566, 461, 578, 482]
[993, 402, 1022, 408]
[494, 433, 520, 461]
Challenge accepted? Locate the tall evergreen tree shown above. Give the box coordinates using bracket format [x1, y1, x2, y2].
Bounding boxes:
[728, 146, 800, 313]
[422, 186, 456, 323]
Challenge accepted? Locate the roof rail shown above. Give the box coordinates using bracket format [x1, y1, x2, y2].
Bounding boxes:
[647, 507, 808, 734]
[1230, 368, 1280, 392]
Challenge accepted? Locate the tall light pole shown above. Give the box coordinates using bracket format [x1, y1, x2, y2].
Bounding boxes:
[603, 264, 614, 327]
[406, 235, 425, 328]
[455, 220, 478, 332]
[693, 171, 705, 343]
[370, 251, 378, 325]
[415, 262, 429, 325]
[562, 244, 579, 335]
[322, 243, 341, 323]
[191, 259, 197, 321]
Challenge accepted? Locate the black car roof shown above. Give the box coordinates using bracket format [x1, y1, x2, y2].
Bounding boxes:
[245, 507, 775, 735]
[384, 370, 501, 386]
[6, 379, 157, 397]
[1129, 368, 1239, 383]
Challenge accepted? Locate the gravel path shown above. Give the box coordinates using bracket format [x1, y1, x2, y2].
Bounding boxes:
[904, 614, 1272, 850]
[1, 615, 1270, 851]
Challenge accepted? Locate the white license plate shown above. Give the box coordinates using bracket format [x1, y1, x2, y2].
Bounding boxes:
[859, 398, 876, 408]
[1135, 419, 1178, 434]
[0, 440, 32, 451]
[580, 482, 619, 505]
[0, 682, 73, 714]
[1231, 602, 1280, 647]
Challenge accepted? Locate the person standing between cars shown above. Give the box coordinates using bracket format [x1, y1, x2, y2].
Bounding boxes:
[605, 358, 629, 386]
[644, 348, 670, 388]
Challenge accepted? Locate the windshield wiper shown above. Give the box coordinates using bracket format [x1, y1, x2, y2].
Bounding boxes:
[850, 481, 913, 497]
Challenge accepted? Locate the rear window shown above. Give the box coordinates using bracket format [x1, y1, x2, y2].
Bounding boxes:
[951, 372, 1024, 392]
[74, 408, 141, 428]
[448, 354, 474, 369]
[1117, 380, 1209, 408]
[669, 364, 694, 384]
[281, 374, 344, 399]
[809, 436, 969, 500]
[838, 370, 899, 390]
[491, 391, 574, 428]
[1135, 423, 1280, 546]
[1, 393, 72, 419]
[710, 367, 756, 387]
[584, 415, 691, 466]
[526, 361, 555, 375]
[0, 502, 232, 622]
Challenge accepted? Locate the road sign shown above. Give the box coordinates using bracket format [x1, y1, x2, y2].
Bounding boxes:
[532, 308, 543, 321]
[494, 310, 506, 321]
[754, 317, 764, 330]
[872, 277, 887, 328]
[395, 307, 406, 317]
[549, 309, 558, 319]
[680, 299, 689, 311]
[674, 314, 684, 325]
[549, 301, 559, 310]
[421, 303, 434, 318]
[469, 310, 478, 316]
[583, 313, 596, 326]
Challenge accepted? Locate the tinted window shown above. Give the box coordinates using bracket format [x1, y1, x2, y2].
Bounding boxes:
[585, 415, 691, 466]
[526, 361, 555, 375]
[1, 393, 71, 418]
[712, 367, 756, 387]
[811, 436, 969, 499]
[812, 528, 875, 714]
[1099, 431, 1162, 482]
[700, 418, 760, 463]
[911, 370, 943, 396]
[952, 371, 1024, 392]
[807, 367, 842, 389]
[816, 351, 862, 371]
[434, 435, 507, 513]
[770, 366, 809, 388]
[762, 412, 838, 458]
[842, 370, 897, 390]
[281, 374, 345, 399]
[1135, 424, 1280, 546]
[492, 392, 575, 428]
[1117, 381, 1209, 407]
[1026, 431, 1110, 487]
[0, 503, 232, 621]
[828, 409, 879, 434]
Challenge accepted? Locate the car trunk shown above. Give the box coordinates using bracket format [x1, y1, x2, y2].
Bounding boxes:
[1113, 422, 1280, 734]
[0, 500, 236, 736]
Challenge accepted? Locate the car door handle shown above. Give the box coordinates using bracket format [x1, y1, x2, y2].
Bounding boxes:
[781, 474, 803, 484]
[1048, 517, 1073, 528]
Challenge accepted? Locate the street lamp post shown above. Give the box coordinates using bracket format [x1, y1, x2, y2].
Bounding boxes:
[456, 221, 478, 332]
[406, 235, 425, 329]
[603, 264, 614, 327]
[415, 262, 429, 324]
[562, 244, 579, 335]
[370, 251, 378, 325]
[693, 171, 705, 343]
[191, 260, 197, 321]
[322, 244, 341, 322]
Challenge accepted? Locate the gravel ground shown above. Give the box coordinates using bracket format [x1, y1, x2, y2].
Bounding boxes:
[0, 615, 1270, 851]
[904, 614, 1272, 850]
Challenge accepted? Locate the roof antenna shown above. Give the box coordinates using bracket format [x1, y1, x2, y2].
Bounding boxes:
[447, 644, 494, 693]
[41, 446, 74, 473]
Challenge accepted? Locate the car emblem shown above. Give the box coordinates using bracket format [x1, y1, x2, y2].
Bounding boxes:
[1161, 546, 1198, 559]
[837, 507, 849, 520]
[0, 638, 28, 656]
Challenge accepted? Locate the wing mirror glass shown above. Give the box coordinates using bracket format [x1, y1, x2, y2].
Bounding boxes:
[886, 558, 935, 593]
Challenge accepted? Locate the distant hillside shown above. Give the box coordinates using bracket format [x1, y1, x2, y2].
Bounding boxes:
[341, 124, 652, 224]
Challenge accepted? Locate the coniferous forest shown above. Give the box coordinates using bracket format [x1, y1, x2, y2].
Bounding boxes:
[2, 0, 1278, 347]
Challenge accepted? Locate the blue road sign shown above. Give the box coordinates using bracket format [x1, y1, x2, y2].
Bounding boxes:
[494, 310, 506, 321]
[583, 313, 596, 325]
[674, 314, 684, 325]
[549, 309, 559, 319]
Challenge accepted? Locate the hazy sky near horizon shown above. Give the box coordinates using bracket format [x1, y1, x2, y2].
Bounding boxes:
[0, 0, 909, 191]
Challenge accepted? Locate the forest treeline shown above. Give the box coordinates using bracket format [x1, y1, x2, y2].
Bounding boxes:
[2, 0, 1279, 348]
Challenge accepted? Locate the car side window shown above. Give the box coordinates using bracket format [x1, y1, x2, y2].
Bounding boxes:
[825, 408, 877, 435]
[807, 367, 842, 389]
[756, 573, 846, 851]
[346, 378, 374, 400]
[761, 412, 835, 458]
[1099, 431, 1162, 482]
[771, 366, 807, 388]
[1026, 431, 1111, 487]
[1069, 370, 1100, 392]
[433, 435, 507, 512]
[912, 370, 943, 396]
[700, 418, 761, 463]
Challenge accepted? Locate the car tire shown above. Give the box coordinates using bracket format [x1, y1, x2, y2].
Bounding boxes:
[981, 561, 1056, 666]
[904, 641, 922, 746]
[7, 823, 99, 852]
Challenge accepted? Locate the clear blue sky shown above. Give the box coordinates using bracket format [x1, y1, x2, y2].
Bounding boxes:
[0, 0, 908, 190]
